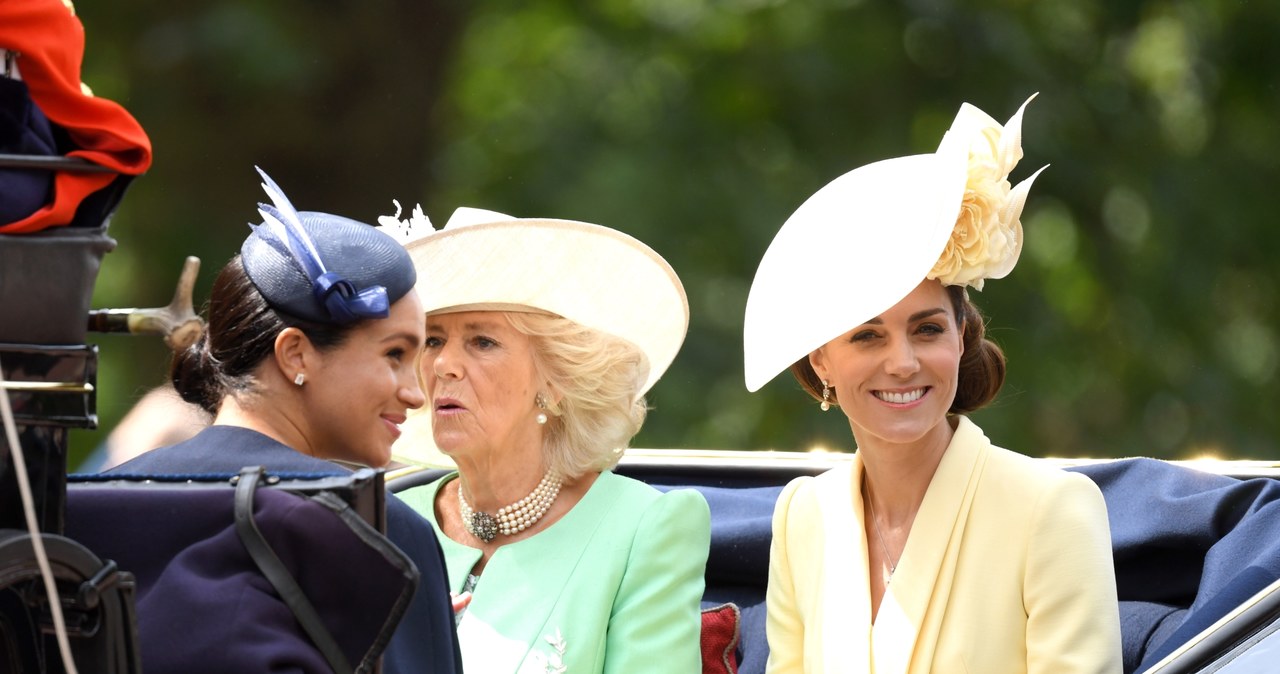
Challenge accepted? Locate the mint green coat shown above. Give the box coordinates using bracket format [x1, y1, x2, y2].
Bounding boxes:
[400, 471, 710, 674]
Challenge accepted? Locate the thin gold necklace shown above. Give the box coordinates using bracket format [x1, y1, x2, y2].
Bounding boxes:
[865, 476, 899, 582]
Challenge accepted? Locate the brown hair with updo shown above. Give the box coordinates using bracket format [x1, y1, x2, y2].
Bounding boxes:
[170, 255, 356, 415]
[788, 285, 1006, 415]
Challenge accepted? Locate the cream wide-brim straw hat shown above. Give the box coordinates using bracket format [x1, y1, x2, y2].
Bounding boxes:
[743, 94, 1042, 393]
[388, 207, 689, 467]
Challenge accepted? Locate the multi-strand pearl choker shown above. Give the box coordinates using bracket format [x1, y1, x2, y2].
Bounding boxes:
[457, 471, 563, 543]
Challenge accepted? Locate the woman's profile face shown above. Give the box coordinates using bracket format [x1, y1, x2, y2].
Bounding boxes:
[809, 279, 963, 449]
[305, 290, 427, 467]
[422, 311, 545, 460]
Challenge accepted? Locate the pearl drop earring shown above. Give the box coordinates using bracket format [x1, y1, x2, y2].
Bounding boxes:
[535, 392, 549, 425]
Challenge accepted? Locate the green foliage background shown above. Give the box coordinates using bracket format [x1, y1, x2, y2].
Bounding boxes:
[68, 0, 1280, 466]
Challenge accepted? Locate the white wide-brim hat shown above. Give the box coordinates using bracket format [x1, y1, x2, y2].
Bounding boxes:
[743, 151, 967, 392]
[400, 207, 689, 396]
[743, 94, 1043, 392]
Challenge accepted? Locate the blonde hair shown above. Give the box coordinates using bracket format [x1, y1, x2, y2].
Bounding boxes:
[504, 312, 649, 479]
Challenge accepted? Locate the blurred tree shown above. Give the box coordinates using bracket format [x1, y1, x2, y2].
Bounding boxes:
[70, 0, 466, 464]
[65, 0, 1280, 465]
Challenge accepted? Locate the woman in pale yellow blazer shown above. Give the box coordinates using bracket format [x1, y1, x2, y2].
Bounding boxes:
[742, 95, 1122, 674]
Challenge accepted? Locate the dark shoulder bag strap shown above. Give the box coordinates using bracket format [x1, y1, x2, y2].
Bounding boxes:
[234, 466, 354, 674]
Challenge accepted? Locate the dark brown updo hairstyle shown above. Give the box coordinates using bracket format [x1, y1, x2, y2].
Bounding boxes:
[788, 285, 1006, 415]
[170, 255, 353, 415]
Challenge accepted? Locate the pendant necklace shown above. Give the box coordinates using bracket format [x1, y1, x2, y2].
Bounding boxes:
[865, 475, 900, 584]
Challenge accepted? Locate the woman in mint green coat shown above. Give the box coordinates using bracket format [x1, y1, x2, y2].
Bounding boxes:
[389, 206, 710, 674]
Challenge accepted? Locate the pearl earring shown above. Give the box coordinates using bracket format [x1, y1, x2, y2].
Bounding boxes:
[820, 380, 831, 411]
[535, 392, 549, 425]
[294, 373, 306, 387]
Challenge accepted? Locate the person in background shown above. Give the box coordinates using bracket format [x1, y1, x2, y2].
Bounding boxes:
[744, 95, 1122, 673]
[107, 168, 462, 674]
[388, 206, 710, 673]
[77, 384, 209, 472]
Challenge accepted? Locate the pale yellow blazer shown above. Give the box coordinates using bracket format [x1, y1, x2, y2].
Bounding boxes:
[765, 417, 1122, 674]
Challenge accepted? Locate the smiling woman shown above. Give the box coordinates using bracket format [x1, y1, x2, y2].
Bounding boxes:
[103, 168, 462, 674]
[806, 281, 965, 453]
[744, 96, 1123, 673]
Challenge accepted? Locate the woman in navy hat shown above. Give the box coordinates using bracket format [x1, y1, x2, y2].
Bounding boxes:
[107, 168, 461, 674]
[745, 97, 1121, 673]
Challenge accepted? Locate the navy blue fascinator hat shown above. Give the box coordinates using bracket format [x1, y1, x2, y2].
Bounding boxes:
[240, 168, 416, 324]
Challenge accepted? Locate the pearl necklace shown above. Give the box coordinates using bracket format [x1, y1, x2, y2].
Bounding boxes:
[457, 471, 562, 543]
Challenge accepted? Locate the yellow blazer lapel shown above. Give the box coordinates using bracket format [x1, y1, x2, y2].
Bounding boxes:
[872, 587, 914, 674]
[457, 472, 623, 673]
[816, 460, 874, 674]
[891, 417, 990, 674]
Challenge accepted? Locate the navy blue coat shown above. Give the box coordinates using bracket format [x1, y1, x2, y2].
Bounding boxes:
[103, 425, 463, 674]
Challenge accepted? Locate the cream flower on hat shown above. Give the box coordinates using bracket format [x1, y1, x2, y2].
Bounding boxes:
[929, 94, 1047, 290]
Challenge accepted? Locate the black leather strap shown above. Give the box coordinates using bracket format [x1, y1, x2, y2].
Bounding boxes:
[234, 466, 353, 674]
